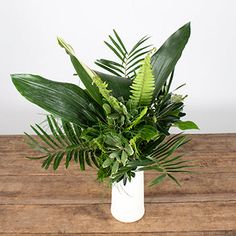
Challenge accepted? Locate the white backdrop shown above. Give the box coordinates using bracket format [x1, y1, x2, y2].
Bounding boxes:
[0, 0, 236, 134]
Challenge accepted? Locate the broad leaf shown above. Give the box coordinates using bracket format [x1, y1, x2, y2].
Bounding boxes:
[139, 125, 158, 141]
[175, 120, 199, 130]
[11, 74, 103, 126]
[95, 71, 131, 100]
[151, 22, 191, 97]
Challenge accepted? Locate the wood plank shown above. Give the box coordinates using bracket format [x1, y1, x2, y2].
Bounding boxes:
[1, 134, 236, 154]
[1, 152, 236, 176]
[0, 172, 235, 205]
[0, 202, 235, 233]
[0, 134, 236, 176]
[1, 231, 236, 235]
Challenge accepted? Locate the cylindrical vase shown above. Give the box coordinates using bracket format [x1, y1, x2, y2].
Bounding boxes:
[111, 170, 145, 223]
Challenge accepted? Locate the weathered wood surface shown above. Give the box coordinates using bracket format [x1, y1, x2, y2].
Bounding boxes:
[0, 134, 236, 235]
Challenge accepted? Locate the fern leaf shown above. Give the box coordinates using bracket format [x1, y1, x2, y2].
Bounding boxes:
[130, 54, 155, 106]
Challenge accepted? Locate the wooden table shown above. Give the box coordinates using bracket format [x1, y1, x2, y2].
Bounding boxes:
[0, 134, 235, 235]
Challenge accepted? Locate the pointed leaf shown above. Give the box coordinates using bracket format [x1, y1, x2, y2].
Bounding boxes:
[11, 74, 102, 126]
[149, 173, 167, 186]
[57, 37, 103, 105]
[151, 22, 191, 97]
[175, 121, 199, 130]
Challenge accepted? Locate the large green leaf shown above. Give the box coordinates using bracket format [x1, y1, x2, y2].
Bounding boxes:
[95, 71, 131, 100]
[151, 22, 191, 97]
[11, 74, 104, 126]
[57, 37, 103, 106]
[58, 37, 131, 101]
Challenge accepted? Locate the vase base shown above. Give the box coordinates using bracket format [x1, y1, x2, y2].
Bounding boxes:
[111, 207, 145, 223]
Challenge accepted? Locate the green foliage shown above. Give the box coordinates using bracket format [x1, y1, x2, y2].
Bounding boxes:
[96, 30, 152, 79]
[129, 54, 155, 106]
[92, 76, 128, 115]
[12, 23, 198, 188]
[26, 115, 99, 171]
[175, 121, 199, 130]
[57, 37, 103, 106]
[11, 74, 105, 127]
[151, 22, 191, 98]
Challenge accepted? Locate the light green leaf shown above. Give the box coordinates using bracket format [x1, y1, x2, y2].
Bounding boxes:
[104, 133, 123, 148]
[175, 121, 199, 130]
[112, 160, 120, 174]
[121, 150, 128, 165]
[109, 152, 120, 159]
[139, 125, 158, 141]
[127, 106, 148, 131]
[124, 143, 134, 156]
[130, 54, 155, 106]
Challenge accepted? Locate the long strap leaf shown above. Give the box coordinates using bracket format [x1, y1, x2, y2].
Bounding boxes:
[151, 22, 191, 98]
[57, 37, 103, 106]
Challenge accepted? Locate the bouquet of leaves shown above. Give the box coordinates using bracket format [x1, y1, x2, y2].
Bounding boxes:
[11, 22, 198, 186]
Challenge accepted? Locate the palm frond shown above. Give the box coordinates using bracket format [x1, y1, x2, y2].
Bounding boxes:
[95, 30, 152, 79]
[25, 115, 99, 171]
[129, 54, 155, 106]
[111, 134, 195, 186]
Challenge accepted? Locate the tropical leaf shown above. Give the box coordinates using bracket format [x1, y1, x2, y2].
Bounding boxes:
[137, 135, 193, 186]
[151, 22, 191, 98]
[11, 74, 104, 127]
[26, 115, 99, 171]
[57, 37, 103, 106]
[130, 54, 155, 106]
[96, 30, 152, 79]
[95, 71, 131, 100]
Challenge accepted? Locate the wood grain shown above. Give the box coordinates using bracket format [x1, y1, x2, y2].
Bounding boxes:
[0, 172, 236, 205]
[1, 232, 236, 236]
[1, 134, 236, 176]
[0, 134, 235, 235]
[0, 202, 235, 233]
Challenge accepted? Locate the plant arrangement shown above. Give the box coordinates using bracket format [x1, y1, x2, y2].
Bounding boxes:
[11, 22, 198, 187]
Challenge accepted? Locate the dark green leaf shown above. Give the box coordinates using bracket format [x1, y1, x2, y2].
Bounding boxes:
[53, 152, 64, 170]
[167, 173, 181, 186]
[42, 155, 54, 169]
[149, 173, 166, 186]
[79, 150, 85, 171]
[65, 150, 73, 169]
[11, 74, 102, 126]
[57, 37, 103, 106]
[151, 22, 191, 97]
[113, 29, 128, 54]
[95, 71, 131, 100]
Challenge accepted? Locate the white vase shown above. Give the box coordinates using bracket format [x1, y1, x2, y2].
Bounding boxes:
[111, 170, 145, 223]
